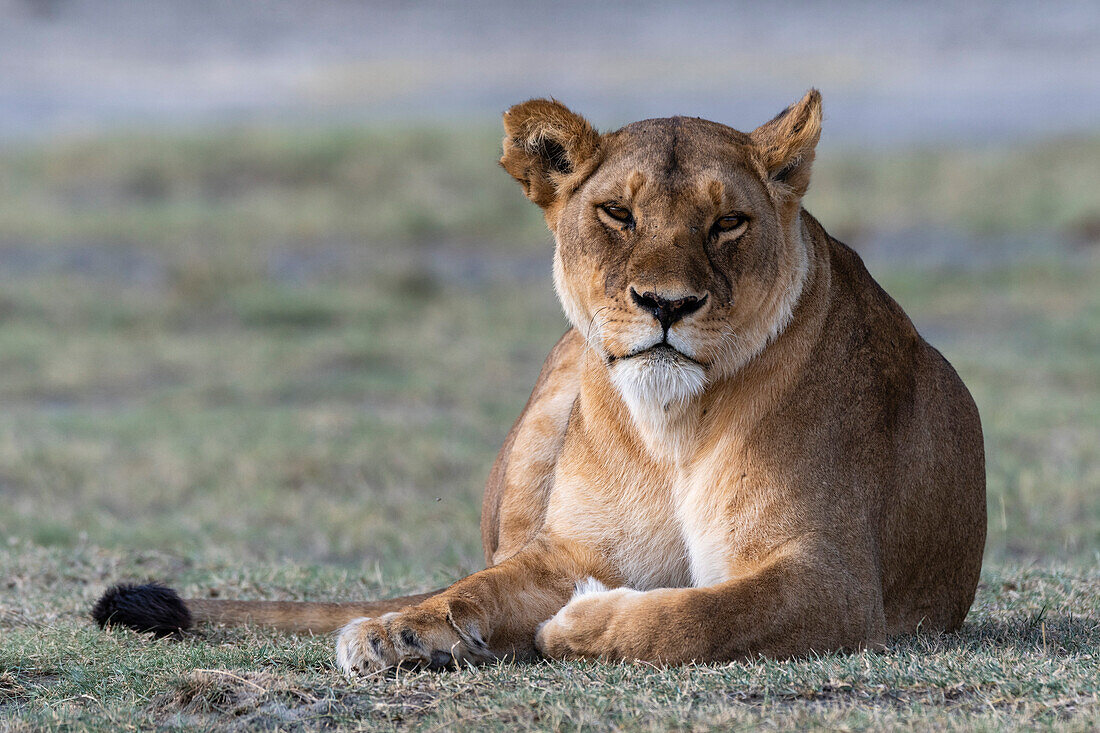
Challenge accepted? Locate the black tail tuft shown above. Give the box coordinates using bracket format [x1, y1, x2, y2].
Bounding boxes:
[91, 583, 192, 637]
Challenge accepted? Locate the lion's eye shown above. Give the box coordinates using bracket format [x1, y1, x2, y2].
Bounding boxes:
[599, 203, 635, 228]
[711, 214, 748, 236]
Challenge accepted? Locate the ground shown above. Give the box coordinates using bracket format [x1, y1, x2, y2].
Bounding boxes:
[0, 127, 1098, 730]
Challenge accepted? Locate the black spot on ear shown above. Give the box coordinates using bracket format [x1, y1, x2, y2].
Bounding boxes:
[91, 583, 191, 637]
[534, 137, 572, 175]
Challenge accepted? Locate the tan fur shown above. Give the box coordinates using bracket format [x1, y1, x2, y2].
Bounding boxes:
[164, 91, 987, 670]
[185, 593, 442, 633]
[334, 90, 984, 672]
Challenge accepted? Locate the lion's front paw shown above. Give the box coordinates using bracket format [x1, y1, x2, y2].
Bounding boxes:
[335, 603, 493, 675]
[535, 580, 641, 661]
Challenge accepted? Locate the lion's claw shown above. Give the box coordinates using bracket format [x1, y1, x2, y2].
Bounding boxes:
[335, 605, 493, 675]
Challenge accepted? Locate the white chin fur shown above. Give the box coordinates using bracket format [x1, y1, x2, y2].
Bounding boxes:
[609, 349, 707, 419]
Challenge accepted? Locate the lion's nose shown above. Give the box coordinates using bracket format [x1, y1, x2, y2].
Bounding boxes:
[630, 288, 707, 332]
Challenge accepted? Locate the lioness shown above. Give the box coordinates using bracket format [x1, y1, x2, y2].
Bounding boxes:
[94, 90, 986, 672]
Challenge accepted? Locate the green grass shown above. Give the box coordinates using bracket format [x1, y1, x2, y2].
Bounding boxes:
[810, 138, 1100, 237]
[3, 554, 1098, 730]
[0, 126, 1097, 267]
[0, 126, 550, 264]
[0, 126, 1098, 729]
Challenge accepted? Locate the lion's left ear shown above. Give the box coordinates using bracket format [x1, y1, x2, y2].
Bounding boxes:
[750, 89, 822, 198]
[500, 99, 601, 210]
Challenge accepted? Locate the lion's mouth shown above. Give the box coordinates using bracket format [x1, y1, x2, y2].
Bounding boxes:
[620, 342, 703, 366]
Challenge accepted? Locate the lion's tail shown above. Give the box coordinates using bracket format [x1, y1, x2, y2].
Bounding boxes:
[91, 583, 445, 636]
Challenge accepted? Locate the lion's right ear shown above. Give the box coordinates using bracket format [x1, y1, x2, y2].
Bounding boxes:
[500, 99, 601, 209]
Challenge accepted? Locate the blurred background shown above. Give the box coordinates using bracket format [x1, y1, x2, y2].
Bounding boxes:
[0, 0, 1097, 586]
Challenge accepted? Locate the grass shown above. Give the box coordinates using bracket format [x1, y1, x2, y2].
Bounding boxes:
[0, 126, 1097, 263]
[2, 555, 1098, 730]
[0, 125, 1098, 729]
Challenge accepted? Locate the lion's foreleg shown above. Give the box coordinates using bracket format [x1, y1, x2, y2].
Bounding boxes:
[335, 536, 596, 674]
[536, 548, 885, 664]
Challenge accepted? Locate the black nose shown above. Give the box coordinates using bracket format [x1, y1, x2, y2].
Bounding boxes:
[630, 288, 707, 332]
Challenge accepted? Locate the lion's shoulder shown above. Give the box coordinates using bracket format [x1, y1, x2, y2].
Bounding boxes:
[481, 329, 583, 563]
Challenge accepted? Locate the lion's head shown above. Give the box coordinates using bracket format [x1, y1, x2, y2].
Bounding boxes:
[501, 91, 823, 432]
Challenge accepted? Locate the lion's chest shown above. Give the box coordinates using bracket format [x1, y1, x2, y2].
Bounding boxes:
[547, 453, 737, 590]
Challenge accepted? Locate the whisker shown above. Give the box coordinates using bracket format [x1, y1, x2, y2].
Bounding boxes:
[585, 305, 612, 346]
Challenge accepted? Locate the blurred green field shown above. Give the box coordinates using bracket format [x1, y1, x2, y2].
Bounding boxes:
[2, 126, 1098, 257]
[1, 127, 1098, 730]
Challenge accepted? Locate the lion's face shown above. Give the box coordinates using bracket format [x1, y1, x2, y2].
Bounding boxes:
[502, 93, 822, 417]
